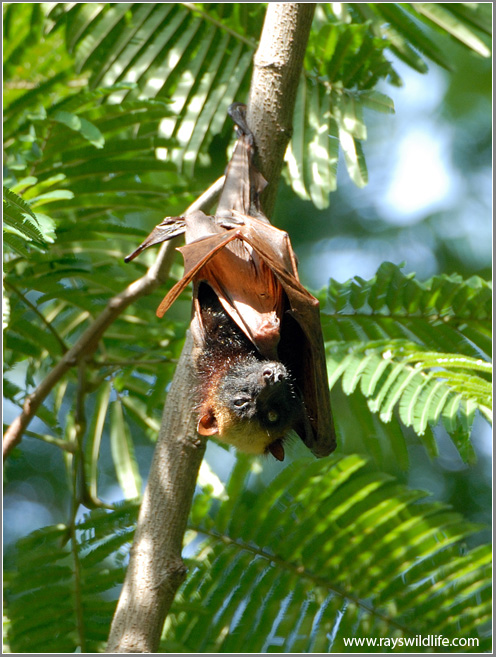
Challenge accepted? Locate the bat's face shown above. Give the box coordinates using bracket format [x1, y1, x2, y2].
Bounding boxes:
[197, 357, 300, 460]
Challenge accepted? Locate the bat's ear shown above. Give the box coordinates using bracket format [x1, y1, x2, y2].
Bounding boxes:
[197, 408, 219, 436]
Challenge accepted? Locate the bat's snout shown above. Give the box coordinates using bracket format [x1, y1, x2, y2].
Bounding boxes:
[261, 363, 286, 385]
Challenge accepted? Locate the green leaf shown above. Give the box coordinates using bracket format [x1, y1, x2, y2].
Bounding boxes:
[374, 2, 452, 70]
[3, 199, 45, 244]
[339, 129, 368, 187]
[85, 382, 112, 501]
[30, 190, 75, 207]
[50, 82, 138, 114]
[110, 401, 142, 500]
[285, 76, 310, 201]
[306, 83, 337, 207]
[412, 3, 491, 57]
[358, 90, 395, 114]
[3, 233, 32, 257]
[443, 3, 492, 38]
[341, 93, 367, 140]
[52, 111, 105, 149]
[3, 186, 37, 220]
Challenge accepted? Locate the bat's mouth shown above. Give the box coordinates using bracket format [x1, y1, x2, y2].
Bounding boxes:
[267, 438, 285, 461]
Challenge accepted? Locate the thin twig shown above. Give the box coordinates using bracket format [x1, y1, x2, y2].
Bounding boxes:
[4, 279, 68, 354]
[68, 360, 90, 650]
[24, 429, 78, 452]
[94, 358, 175, 368]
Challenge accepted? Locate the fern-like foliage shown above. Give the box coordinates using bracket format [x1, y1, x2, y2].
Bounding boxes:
[4, 457, 491, 653]
[43, 2, 492, 207]
[4, 503, 139, 653]
[322, 263, 492, 464]
[3, 185, 56, 256]
[3, 8, 492, 653]
[45, 3, 262, 179]
[169, 455, 492, 652]
[4, 72, 187, 499]
[286, 3, 491, 206]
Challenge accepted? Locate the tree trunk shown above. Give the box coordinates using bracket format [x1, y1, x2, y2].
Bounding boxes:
[248, 3, 315, 216]
[107, 3, 316, 652]
[107, 332, 205, 652]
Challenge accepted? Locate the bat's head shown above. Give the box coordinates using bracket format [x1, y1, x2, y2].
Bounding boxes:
[197, 357, 301, 461]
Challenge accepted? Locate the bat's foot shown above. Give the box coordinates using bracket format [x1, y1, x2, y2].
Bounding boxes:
[227, 102, 253, 140]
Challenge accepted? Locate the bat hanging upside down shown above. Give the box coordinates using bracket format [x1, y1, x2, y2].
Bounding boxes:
[194, 282, 308, 461]
[126, 103, 336, 461]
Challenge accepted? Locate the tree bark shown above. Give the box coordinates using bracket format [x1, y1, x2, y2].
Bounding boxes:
[107, 332, 205, 652]
[247, 3, 315, 216]
[107, 3, 316, 652]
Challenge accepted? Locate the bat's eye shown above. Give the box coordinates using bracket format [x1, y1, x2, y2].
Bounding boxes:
[233, 397, 250, 408]
[267, 410, 279, 424]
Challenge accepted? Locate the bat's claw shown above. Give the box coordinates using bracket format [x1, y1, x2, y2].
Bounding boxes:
[124, 217, 186, 262]
[227, 102, 253, 139]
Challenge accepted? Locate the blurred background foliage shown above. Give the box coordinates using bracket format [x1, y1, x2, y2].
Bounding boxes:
[3, 3, 492, 653]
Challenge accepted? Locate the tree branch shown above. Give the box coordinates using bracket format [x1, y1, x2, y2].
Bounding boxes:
[247, 2, 316, 216]
[106, 3, 316, 652]
[3, 177, 224, 460]
[107, 331, 205, 652]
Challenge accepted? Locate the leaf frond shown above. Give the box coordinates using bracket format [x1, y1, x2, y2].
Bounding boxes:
[322, 263, 491, 461]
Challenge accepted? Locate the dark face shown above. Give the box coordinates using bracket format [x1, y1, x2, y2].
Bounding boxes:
[197, 356, 303, 459]
[219, 358, 299, 435]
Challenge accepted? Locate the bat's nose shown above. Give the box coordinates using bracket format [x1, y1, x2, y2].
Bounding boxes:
[261, 363, 286, 384]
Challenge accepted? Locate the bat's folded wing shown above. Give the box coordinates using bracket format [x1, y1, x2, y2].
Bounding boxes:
[159, 228, 284, 358]
[156, 230, 241, 318]
[239, 229, 336, 456]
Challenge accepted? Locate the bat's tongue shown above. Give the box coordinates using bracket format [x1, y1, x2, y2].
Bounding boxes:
[268, 439, 285, 461]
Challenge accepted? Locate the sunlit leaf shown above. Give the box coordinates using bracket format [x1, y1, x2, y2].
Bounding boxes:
[110, 401, 142, 500]
[52, 110, 105, 148]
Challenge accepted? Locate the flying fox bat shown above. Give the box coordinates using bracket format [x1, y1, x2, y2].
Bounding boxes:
[126, 103, 336, 460]
[194, 281, 309, 461]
